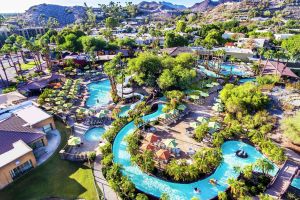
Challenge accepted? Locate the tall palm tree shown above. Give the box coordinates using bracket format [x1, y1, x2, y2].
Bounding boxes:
[0, 59, 9, 86]
[227, 178, 247, 199]
[255, 158, 274, 176]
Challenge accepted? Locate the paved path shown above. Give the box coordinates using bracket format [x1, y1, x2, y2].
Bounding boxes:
[93, 156, 119, 200]
[266, 160, 299, 198]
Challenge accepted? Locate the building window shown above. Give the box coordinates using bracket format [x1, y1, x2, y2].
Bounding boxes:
[9, 160, 33, 180]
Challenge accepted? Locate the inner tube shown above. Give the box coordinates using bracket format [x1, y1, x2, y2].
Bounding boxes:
[236, 150, 248, 158]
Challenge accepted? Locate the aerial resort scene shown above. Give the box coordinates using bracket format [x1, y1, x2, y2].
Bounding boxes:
[0, 0, 300, 200]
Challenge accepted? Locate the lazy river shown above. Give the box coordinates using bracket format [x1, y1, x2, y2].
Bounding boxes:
[112, 104, 278, 200]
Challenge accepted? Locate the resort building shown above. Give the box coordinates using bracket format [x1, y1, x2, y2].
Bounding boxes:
[0, 103, 56, 189]
[0, 91, 27, 109]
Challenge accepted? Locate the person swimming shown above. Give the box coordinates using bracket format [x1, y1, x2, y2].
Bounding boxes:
[194, 187, 200, 193]
[209, 179, 218, 185]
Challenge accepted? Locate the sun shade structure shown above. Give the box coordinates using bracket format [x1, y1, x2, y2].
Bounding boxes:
[163, 139, 178, 148]
[189, 95, 199, 100]
[200, 92, 209, 97]
[208, 122, 221, 130]
[141, 143, 155, 151]
[197, 116, 209, 124]
[211, 82, 220, 86]
[190, 122, 200, 128]
[159, 113, 171, 119]
[212, 103, 224, 112]
[205, 83, 214, 88]
[156, 149, 170, 160]
[177, 104, 187, 111]
[146, 133, 159, 143]
[68, 136, 81, 146]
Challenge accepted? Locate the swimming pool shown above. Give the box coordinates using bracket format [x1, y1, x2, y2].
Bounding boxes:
[239, 78, 256, 83]
[291, 177, 300, 190]
[119, 105, 131, 117]
[198, 64, 247, 77]
[86, 79, 111, 108]
[84, 127, 106, 142]
[112, 104, 278, 200]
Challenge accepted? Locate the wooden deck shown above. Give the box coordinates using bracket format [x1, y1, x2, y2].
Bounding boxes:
[266, 160, 299, 199]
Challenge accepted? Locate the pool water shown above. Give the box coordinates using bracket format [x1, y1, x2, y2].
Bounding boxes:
[291, 177, 300, 189]
[199, 64, 247, 77]
[239, 78, 256, 83]
[112, 104, 278, 200]
[84, 127, 106, 142]
[86, 79, 111, 108]
[119, 105, 131, 117]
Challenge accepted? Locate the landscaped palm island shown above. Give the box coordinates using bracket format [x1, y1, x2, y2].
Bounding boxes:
[0, 1, 300, 200]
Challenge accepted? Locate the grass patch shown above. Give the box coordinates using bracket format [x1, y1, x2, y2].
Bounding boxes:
[21, 61, 36, 70]
[0, 120, 98, 200]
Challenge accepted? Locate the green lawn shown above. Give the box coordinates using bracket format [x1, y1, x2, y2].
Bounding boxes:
[0, 121, 99, 200]
[21, 61, 36, 70]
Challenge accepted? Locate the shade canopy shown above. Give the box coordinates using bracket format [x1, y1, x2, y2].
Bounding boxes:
[68, 136, 81, 146]
[163, 139, 178, 148]
[146, 133, 159, 143]
[177, 104, 187, 111]
[156, 149, 170, 160]
[160, 113, 171, 119]
[190, 122, 200, 129]
[197, 117, 209, 124]
[189, 95, 199, 100]
[200, 92, 209, 97]
[212, 103, 224, 112]
[205, 84, 214, 88]
[208, 122, 221, 130]
[211, 82, 220, 86]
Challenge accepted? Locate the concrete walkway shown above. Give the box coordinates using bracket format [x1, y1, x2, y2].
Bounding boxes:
[266, 160, 299, 198]
[93, 156, 119, 200]
[37, 129, 61, 165]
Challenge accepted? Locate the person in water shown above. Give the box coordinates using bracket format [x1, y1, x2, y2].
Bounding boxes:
[210, 179, 219, 185]
[194, 187, 200, 193]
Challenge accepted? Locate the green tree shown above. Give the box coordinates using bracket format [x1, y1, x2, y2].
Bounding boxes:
[280, 111, 300, 145]
[160, 193, 170, 200]
[136, 193, 149, 200]
[158, 69, 176, 90]
[176, 20, 187, 32]
[227, 178, 247, 199]
[194, 123, 209, 142]
[164, 32, 188, 48]
[281, 34, 300, 61]
[218, 191, 228, 200]
[255, 158, 274, 176]
[105, 17, 119, 29]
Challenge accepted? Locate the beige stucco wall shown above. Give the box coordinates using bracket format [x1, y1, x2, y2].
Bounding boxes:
[0, 151, 37, 189]
[32, 117, 56, 130]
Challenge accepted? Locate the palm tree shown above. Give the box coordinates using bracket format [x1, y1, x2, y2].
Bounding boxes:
[255, 158, 274, 176]
[0, 59, 9, 86]
[218, 191, 228, 200]
[227, 178, 247, 199]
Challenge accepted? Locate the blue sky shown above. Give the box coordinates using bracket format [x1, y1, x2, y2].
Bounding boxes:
[0, 0, 202, 13]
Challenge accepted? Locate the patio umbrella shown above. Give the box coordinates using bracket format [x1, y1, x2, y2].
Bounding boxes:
[169, 109, 179, 115]
[146, 133, 159, 143]
[205, 83, 214, 88]
[95, 112, 106, 118]
[215, 98, 222, 103]
[208, 122, 221, 130]
[76, 108, 86, 113]
[156, 149, 170, 160]
[189, 95, 199, 100]
[141, 143, 155, 151]
[177, 104, 186, 111]
[159, 113, 170, 119]
[200, 92, 209, 97]
[84, 66, 90, 70]
[163, 139, 178, 148]
[212, 103, 224, 112]
[63, 103, 72, 108]
[197, 117, 209, 124]
[190, 122, 200, 129]
[45, 98, 51, 102]
[55, 101, 63, 105]
[212, 82, 220, 86]
[68, 136, 81, 146]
